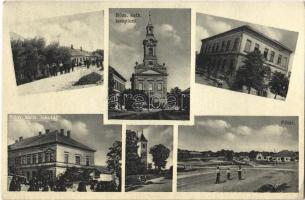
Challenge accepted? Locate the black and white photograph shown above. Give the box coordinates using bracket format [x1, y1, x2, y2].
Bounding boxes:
[178, 116, 299, 192]
[125, 125, 173, 192]
[196, 13, 298, 100]
[7, 114, 121, 192]
[108, 8, 191, 120]
[8, 2, 104, 95]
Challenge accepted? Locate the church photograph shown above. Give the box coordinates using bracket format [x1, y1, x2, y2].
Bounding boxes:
[7, 114, 122, 192]
[108, 8, 191, 120]
[195, 13, 298, 100]
[125, 125, 173, 192]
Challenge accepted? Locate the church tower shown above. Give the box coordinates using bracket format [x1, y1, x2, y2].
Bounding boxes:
[143, 11, 158, 67]
[137, 131, 148, 169]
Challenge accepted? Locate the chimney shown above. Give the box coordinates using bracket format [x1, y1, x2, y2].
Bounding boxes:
[60, 129, 64, 135]
[19, 136, 23, 141]
[163, 62, 165, 66]
[15, 140, 18, 143]
[71, 44, 74, 49]
[67, 130, 71, 138]
[80, 46, 82, 51]
[46, 129, 50, 134]
[38, 131, 42, 136]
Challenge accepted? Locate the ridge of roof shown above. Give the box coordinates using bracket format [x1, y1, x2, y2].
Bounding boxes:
[201, 25, 292, 53]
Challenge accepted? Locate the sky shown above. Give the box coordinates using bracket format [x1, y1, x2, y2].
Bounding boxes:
[8, 114, 121, 166]
[126, 125, 173, 169]
[109, 8, 191, 90]
[196, 13, 299, 72]
[179, 116, 298, 152]
[8, 1, 104, 52]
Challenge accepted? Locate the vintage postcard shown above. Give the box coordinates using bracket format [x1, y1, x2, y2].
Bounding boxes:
[107, 8, 191, 121]
[125, 125, 173, 192]
[196, 13, 298, 100]
[7, 2, 104, 95]
[178, 116, 299, 192]
[7, 114, 121, 192]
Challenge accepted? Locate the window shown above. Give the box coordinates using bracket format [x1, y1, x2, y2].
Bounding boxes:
[38, 153, 43, 163]
[148, 61, 153, 65]
[15, 157, 21, 166]
[283, 57, 288, 68]
[148, 83, 153, 91]
[64, 153, 69, 164]
[148, 47, 153, 56]
[244, 39, 252, 52]
[221, 59, 226, 72]
[221, 41, 225, 51]
[216, 43, 219, 52]
[75, 155, 80, 165]
[32, 154, 37, 164]
[138, 82, 143, 90]
[86, 157, 90, 166]
[270, 51, 275, 62]
[263, 48, 269, 59]
[232, 38, 239, 51]
[277, 54, 282, 65]
[226, 40, 231, 51]
[157, 83, 162, 91]
[254, 43, 260, 52]
[22, 156, 26, 165]
[27, 155, 31, 165]
[45, 153, 50, 163]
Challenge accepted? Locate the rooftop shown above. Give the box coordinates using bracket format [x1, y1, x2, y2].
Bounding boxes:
[201, 25, 293, 53]
[8, 129, 96, 152]
[109, 66, 127, 82]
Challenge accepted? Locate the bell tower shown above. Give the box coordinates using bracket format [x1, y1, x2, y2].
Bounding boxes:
[137, 131, 148, 169]
[143, 11, 158, 67]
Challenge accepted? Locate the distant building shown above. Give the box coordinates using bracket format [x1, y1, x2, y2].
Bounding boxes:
[130, 12, 168, 103]
[109, 66, 127, 110]
[8, 129, 96, 181]
[69, 45, 103, 67]
[255, 150, 297, 163]
[126, 130, 148, 170]
[197, 25, 292, 87]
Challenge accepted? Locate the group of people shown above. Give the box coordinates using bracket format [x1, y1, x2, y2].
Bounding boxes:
[9, 174, 119, 192]
[215, 165, 244, 184]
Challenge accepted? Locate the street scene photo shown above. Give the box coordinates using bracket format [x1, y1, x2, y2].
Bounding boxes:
[178, 116, 299, 192]
[108, 8, 191, 120]
[125, 125, 173, 192]
[8, 2, 104, 95]
[7, 114, 122, 192]
[196, 13, 298, 100]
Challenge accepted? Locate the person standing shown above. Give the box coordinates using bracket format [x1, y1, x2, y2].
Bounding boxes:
[226, 168, 231, 180]
[215, 166, 220, 184]
[237, 165, 242, 180]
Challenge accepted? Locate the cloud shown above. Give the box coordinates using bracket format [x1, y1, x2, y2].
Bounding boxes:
[204, 15, 232, 35]
[156, 24, 181, 46]
[224, 132, 235, 141]
[198, 119, 231, 133]
[259, 124, 290, 137]
[233, 125, 252, 136]
[252, 25, 284, 42]
[8, 119, 45, 140]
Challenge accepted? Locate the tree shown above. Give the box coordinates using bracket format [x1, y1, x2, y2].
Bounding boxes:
[269, 71, 289, 99]
[125, 131, 141, 175]
[106, 141, 121, 191]
[234, 50, 270, 94]
[149, 144, 170, 171]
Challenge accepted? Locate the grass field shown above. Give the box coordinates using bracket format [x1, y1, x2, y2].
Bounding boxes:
[177, 164, 298, 192]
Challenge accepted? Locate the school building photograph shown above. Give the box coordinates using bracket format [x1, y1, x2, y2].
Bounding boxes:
[196, 13, 298, 100]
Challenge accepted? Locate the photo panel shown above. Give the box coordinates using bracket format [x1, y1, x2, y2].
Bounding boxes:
[178, 116, 299, 192]
[196, 12, 298, 101]
[125, 125, 173, 192]
[108, 8, 191, 121]
[8, 2, 104, 95]
[7, 114, 122, 192]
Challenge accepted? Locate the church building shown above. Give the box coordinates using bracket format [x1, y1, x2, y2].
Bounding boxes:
[130, 12, 168, 103]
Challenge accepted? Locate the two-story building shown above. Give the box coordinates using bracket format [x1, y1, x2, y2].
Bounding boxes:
[8, 129, 96, 181]
[109, 66, 127, 110]
[197, 25, 292, 88]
